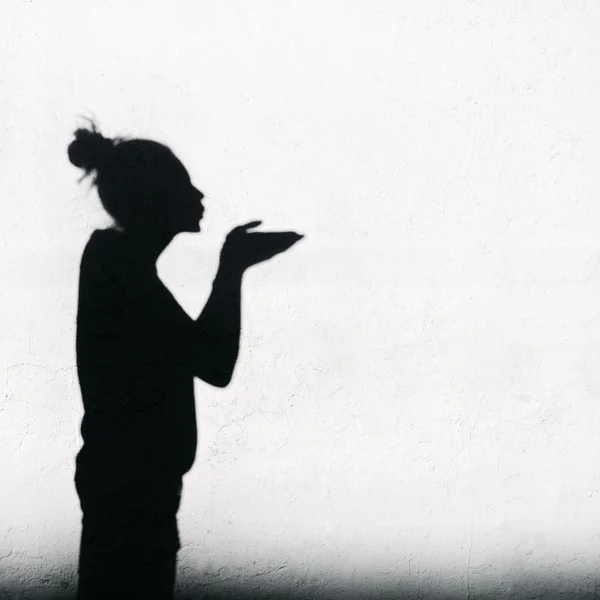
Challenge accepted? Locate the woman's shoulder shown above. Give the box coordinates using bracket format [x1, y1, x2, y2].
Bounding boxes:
[89, 227, 123, 245]
[81, 228, 125, 274]
[84, 227, 123, 255]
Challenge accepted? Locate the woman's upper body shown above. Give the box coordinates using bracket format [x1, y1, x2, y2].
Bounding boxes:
[68, 122, 302, 483]
[76, 226, 198, 477]
[68, 125, 210, 479]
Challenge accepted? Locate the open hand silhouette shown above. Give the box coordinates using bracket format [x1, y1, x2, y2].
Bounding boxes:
[221, 221, 304, 271]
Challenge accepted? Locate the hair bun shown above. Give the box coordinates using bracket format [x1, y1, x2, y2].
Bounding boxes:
[68, 127, 114, 172]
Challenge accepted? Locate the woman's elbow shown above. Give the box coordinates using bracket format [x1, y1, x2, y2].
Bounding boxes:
[201, 369, 233, 388]
[210, 375, 231, 388]
[194, 354, 235, 387]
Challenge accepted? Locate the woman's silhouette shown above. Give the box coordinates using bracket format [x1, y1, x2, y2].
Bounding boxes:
[68, 123, 302, 600]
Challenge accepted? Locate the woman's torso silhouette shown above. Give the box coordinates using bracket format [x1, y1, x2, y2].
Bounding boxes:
[75, 228, 197, 598]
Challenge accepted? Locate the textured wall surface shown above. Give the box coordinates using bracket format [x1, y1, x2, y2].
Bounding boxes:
[2, 1, 600, 598]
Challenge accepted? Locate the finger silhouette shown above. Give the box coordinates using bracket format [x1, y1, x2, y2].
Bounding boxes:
[241, 220, 262, 230]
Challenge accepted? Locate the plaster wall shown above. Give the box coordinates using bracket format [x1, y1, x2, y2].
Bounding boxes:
[1, 1, 600, 597]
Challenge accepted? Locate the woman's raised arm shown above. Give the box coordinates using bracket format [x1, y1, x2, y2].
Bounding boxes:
[186, 221, 303, 387]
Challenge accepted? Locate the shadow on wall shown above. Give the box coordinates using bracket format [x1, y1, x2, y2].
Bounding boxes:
[67, 124, 303, 600]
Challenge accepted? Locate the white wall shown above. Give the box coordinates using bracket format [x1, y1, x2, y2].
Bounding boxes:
[2, 1, 600, 597]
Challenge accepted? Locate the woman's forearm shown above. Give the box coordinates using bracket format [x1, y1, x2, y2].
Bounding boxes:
[197, 259, 243, 335]
[194, 259, 244, 384]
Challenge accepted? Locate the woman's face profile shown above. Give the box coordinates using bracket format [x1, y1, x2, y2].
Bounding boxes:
[172, 174, 205, 234]
[157, 154, 205, 235]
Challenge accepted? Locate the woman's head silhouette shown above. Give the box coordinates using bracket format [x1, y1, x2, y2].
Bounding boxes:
[68, 123, 204, 235]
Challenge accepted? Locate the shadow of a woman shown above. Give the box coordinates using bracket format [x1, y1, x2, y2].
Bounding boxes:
[68, 124, 303, 600]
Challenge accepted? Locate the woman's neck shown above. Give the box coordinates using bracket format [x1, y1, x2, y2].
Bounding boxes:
[117, 227, 175, 266]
